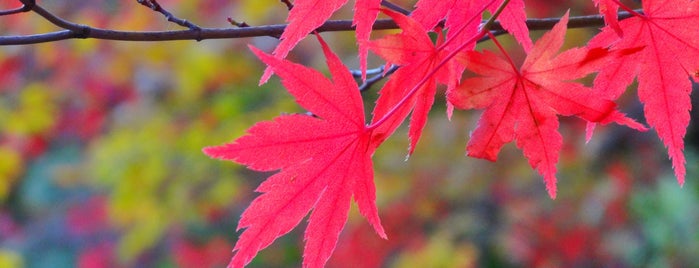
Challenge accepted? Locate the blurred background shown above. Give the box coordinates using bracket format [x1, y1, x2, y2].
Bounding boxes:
[1, 0, 697, 267]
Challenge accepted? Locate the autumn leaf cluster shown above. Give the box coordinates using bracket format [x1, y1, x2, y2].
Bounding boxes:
[204, 0, 699, 267]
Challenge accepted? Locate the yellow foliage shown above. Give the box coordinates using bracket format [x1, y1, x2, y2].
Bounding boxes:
[1, 83, 56, 135]
[0, 250, 22, 268]
[86, 102, 252, 259]
[175, 48, 221, 104]
[392, 232, 479, 268]
[117, 209, 166, 263]
[240, 0, 280, 24]
[0, 147, 23, 201]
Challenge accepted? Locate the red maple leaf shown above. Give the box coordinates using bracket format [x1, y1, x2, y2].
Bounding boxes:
[204, 34, 385, 267]
[411, 0, 532, 52]
[447, 12, 645, 198]
[588, 0, 699, 185]
[260, 0, 382, 83]
[366, 9, 478, 155]
[592, 0, 623, 36]
[354, 0, 382, 80]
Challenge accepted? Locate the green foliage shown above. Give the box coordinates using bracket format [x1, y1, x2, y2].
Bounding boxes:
[629, 155, 699, 266]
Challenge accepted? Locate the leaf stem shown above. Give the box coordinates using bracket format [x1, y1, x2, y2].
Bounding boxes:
[483, 0, 510, 30]
[437, 0, 498, 51]
[366, 0, 511, 130]
[611, 0, 645, 18]
[487, 31, 519, 73]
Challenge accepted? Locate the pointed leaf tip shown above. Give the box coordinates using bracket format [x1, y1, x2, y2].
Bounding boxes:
[259, 67, 273, 86]
[548, 188, 557, 199]
[202, 146, 217, 158]
[248, 44, 274, 85]
[585, 122, 596, 144]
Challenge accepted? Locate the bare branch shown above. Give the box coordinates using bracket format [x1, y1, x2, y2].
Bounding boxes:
[0, 19, 398, 45]
[137, 0, 202, 35]
[0, 7, 27, 16]
[0, 0, 33, 16]
[280, 0, 294, 10]
[227, 18, 282, 39]
[359, 65, 398, 92]
[227, 18, 250, 28]
[0, 8, 636, 46]
[381, 1, 411, 15]
[30, 4, 91, 38]
[351, 65, 387, 77]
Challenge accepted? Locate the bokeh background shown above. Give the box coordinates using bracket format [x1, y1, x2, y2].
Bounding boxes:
[1, 0, 698, 267]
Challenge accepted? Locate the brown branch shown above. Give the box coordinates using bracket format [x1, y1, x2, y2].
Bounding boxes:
[280, 0, 294, 10]
[381, 0, 411, 15]
[30, 4, 91, 38]
[137, 0, 202, 35]
[358, 65, 398, 92]
[0, 5, 637, 46]
[0, 0, 33, 16]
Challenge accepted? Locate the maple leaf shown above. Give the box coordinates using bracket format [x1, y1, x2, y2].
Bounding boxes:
[204, 34, 386, 267]
[365, 9, 463, 155]
[447, 12, 645, 198]
[259, 0, 382, 83]
[592, 0, 623, 36]
[354, 0, 382, 80]
[588, 0, 699, 185]
[411, 0, 532, 53]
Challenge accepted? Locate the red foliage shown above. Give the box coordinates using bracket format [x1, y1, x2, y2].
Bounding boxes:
[366, 9, 459, 154]
[205, 35, 385, 267]
[67, 196, 108, 236]
[412, 0, 531, 52]
[199, 0, 697, 266]
[77, 243, 115, 268]
[173, 237, 231, 268]
[329, 202, 426, 268]
[589, 0, 699, 185]
[448, 13, 644, 198]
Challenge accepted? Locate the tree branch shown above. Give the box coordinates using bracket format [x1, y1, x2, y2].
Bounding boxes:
[279, 0, 294, 10]
[0, 0, 33, 16]
[381, 0, 411, 15]
[137, 0, 202, 32]
[358, 65, 398, 92]
[0, 6, 637, 46]
[29, 4, 91, 38]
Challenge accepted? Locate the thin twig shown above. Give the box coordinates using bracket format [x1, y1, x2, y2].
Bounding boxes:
[137, 0, 202, 40]
[351, 65, 386, 77]
[0, 9, 637, 46]
[30, 4, 91, 38]
[0, 0, 33, 16]
[227, 17, 282, 39]
[227, 18, 250, 28]
[0, 7, 25, 16]
[381, 0, 411, 15]
[359, 65, 398, 92]
[280, 0, 294, 10]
